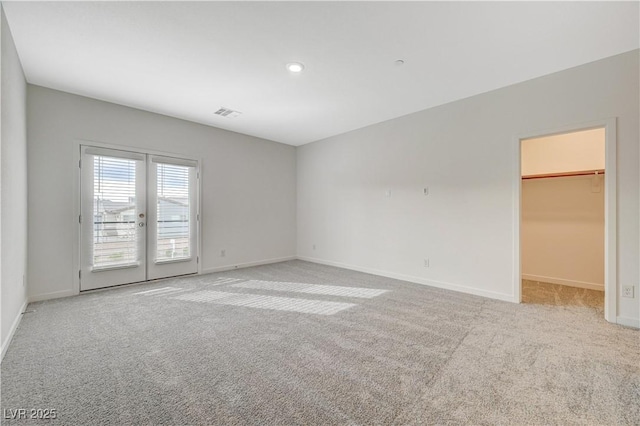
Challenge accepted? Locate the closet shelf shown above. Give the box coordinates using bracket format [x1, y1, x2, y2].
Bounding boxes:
[522, 169, 605, 180]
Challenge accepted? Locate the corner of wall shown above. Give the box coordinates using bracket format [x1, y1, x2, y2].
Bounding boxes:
[0, 2, 4, 362]
[0, 4, 29, 360]
[0, 299, 26, 362]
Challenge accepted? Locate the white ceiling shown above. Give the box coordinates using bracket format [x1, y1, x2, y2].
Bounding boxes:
[3, 1, 638, 146]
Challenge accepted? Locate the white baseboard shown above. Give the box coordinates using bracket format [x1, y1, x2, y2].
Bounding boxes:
[1, 300, 28, 363]
[616, 316, 640, 329]
[201, 256, 297, 275]
[297, 256, 515, 303]
[28, 288, 78, 303]
[522, 274, 604, 291]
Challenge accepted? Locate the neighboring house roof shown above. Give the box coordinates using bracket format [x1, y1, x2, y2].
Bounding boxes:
[94, 199, 131, 214]
[96, 197, 188, 215]
[158, 197, 188, 207]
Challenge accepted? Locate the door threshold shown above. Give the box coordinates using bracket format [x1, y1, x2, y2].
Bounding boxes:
[80, 272, 198, 294]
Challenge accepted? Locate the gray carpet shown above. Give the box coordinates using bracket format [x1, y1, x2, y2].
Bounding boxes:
[1, 260, 638, 425]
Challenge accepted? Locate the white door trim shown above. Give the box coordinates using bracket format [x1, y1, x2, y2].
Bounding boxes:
[72, 139, 202, 294]
[512, 118, 617, 323]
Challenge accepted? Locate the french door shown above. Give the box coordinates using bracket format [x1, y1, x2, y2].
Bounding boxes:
[80, 146, 198, 291]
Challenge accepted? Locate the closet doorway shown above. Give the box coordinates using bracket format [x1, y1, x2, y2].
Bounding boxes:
[513, 120, 617, 323]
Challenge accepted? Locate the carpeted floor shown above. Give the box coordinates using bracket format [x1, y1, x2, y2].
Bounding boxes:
[2, 260, 638, 425]
[522, 279, 604, 309]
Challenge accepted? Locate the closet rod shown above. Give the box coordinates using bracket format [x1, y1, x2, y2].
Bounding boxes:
[522, 169, 605, 180]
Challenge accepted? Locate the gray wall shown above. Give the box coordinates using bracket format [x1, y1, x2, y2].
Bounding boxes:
[27, 86, 297, 301]
[1, 6, 28, 356]
[297, 50, 639, 325]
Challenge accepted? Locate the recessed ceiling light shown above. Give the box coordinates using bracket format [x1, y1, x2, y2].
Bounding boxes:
[286, 62, 305, 73]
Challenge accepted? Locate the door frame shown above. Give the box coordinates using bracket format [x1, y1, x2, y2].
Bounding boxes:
[72, 139, 202, 294]
[512, 118, 617, 323]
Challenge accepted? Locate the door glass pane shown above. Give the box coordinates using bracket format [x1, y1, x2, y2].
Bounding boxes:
[156, 163, 190, 261]
[93, 156, 138, 268]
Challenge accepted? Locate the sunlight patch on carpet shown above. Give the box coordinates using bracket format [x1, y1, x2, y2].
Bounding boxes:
[229, 280, 388, 298]
[172, 290, 356, 315]
[133, 287, 183, 296]
[209, 277, 245, 286]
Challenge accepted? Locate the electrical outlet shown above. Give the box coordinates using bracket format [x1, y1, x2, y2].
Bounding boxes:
[622, 286, 634, 298]
[312, 244, 316, 250]
[424, 258, 430, 268]
[220, 249, 226, 257]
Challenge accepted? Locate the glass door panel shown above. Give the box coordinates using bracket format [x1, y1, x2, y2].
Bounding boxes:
[147, 156, 198, 280]
[80, 146, 146, 290]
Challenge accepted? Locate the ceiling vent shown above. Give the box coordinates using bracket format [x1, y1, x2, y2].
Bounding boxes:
[214, 107, 242, 118]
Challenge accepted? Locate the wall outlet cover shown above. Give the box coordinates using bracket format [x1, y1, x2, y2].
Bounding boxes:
[622, 286, 634, 298]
